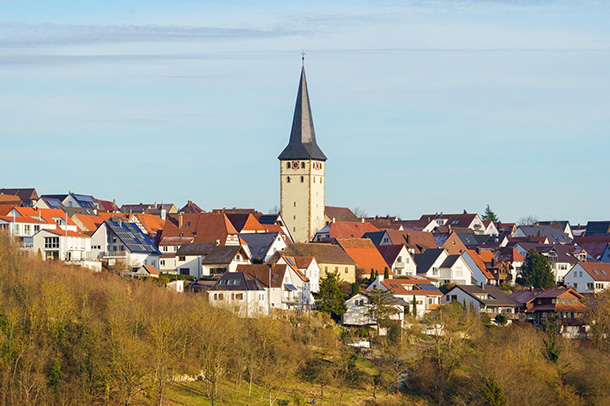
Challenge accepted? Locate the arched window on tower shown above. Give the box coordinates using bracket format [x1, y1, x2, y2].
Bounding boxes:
[287, 176, 291, 183]
[301, 162, 305, 168]
[286, 162, 290, 169]
[300, 176, 304, 183]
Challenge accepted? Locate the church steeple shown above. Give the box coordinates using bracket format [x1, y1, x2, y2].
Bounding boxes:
[278, 60, 327, 161]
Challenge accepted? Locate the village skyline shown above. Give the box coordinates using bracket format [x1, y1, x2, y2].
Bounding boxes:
[2, 1, 609, 223]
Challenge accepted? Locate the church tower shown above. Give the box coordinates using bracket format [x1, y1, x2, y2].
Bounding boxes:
[279, 59, 327, 243]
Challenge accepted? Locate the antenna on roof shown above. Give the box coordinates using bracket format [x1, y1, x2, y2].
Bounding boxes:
[301, 50, 305, 65]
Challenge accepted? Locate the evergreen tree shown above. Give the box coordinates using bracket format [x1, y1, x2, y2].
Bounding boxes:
[482, 377, 507, 406]
[521, 249, 555, 289]
[383, 267, 389, 279]
[412, 296, 417, 318]
[315, 272, 347, 321]
[350, 282, 360, 297]
[367, 288, 400, 328]
[482, 204, 500, 224]
[369, 269, 375, 284]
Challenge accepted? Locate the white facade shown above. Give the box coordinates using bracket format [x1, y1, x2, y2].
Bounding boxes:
[90, 223, 160, 269]
[280, 159, 325, 243]
[388, 246, 417, 277]
[208, 289, 269, 318]
[343, 292, 405, 327]
[32, 229, 92, 262]
[564, 263, 610, 294]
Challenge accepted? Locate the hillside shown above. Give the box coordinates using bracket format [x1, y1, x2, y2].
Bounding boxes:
[1, 233, 610, 405]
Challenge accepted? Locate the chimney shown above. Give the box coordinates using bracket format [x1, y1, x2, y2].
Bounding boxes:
[476, 247, 481, 255]
[160, 206, 167, 221]
[480, 282, 484, 289]
[406, 234, 410, 244]
[491, 258, 496, 267]
[332, 217, 336, 223]
[178, 213, 183, 228]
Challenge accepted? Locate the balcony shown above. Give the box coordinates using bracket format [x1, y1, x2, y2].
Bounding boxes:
[103, 250, 127, 258]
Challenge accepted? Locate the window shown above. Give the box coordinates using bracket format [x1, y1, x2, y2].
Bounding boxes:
[287, 176, 291, 183]
[34, 225, 40, 233]
[24, 225, 31, 234]
[335, 267, 338, 272]
[186, 222, 191, 227]
[44, 237, 59, 249]
[574, 283, 578, 289]
[294, 202, 296, 207]
[163, 246, 168, 252]
[300, 176, 304, 183]
[179, 256, 186, 261]
[301, 162, 305, 168]
[218, 293, 224, 300]
[180, 268, 189, 275]
[235, 293, 243, 300]
[286, 162, 290, 169]
[345, 267, 348, 273]
[160, 260, 165, 266]
[397, 256, 402, 262]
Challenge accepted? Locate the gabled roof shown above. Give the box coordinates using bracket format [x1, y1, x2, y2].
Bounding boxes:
[226, 213, 266, 233]
[577, 262, 610, 282]
[209, 272, 265, 291]
[73, 214, 105, 232]
[159, 213, 238, 245]
[0, 194, 22, 205]
[142, 264, 159, 275]
[38, 196, 65, 209]
[285, 243, 357, 265]
[240, 232, 281, 260]
[439, 254, 460, 269]
[318, 221, 379, 239]
[509, 289, 540, 305]
[325, 206, 359, 222]
[105, 221, 160, 255]
[178, 200, 204, 214]
[515, 226, 572, 244]
[448, 285, 521, 307]
[97, 199, 119, 212]
[376, 244, 406, 266]
[573, 236, 610, 259]
[0, 188, 38, 202]
[380, 278, 443, 296]
[201, 245, 243, 265]
[293, 256, 315, 269]
[535, 286, 584, 300]
[494, 247, 525, 262]
[334, 238, 391, 274]
[278, 62, 327, 161]
[175, 242, 217, 256]
[237, 264, 287, 288]
[420, 213, 480, 228]
[120, 204, 152, 214]
[466, 250, 495, 279]
[0, 215, 46, 224]
[413, 248, 445, 275]
[132, 213, 165, 235]
[585, 221, 610, 237]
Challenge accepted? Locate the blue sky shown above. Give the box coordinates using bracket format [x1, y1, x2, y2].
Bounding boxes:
[1, 0, 609, 223]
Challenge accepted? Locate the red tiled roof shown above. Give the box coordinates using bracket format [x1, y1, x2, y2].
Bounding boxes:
[74, 214, 105, 232]
[159, 213, 238, 245]
[44, 228, 90, 238]
[133, 213, 165, 235]
[335, 238, 392, 274]
[0, 215, 46, 224]
[466, 250, 495, 280]
[326, 222, 379, 239]
[380, 278, 442, 296]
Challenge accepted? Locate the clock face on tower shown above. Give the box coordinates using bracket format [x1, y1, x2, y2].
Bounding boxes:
[292, 161, 299, 169]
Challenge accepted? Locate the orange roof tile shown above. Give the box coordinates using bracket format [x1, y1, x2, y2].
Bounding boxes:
[335, 238, 392, 274]
[327, 222, 379, 239]
[74, 214, 105, 232]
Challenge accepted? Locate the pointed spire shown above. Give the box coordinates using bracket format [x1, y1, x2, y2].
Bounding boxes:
[278, 58, 327, 161]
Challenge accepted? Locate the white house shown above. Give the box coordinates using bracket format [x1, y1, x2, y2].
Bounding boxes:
[377, 244, 416, 276]
[174, 242, 217, 277]
[207, 272, 268, 317]
[0, 215, 48, 249]
[342, 290, 406, 328]
[91, 220, 160, 268]
[414, 249, 473, 286]
[32, 228, 92, 262]
[292, 256, 321, 293]
[239, 232, 287, 262]
[564, 262, 610, 294]
[200, 245, 250, 279]
[443, 285, 520, 316]
[368, 277, 443, 319]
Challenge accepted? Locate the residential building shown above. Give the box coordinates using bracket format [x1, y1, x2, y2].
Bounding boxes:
[443, 285, 521, 316]
[33, 228, 92, 262]
[240, 232, 286, 263]
[283, 242, 358, 283]
[200, 245, 250, 279]
[334, 238, 391, 277]
[376, 244, 416, 276]
[343, 290, 406, 328]
[207, 272, 268, 317]
[91, 221, 161, 268]
[564, 262, 610, 294]
[368, 277, 443, 319]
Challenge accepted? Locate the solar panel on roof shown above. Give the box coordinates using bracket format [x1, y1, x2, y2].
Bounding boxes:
[417, 283, 438, 290]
